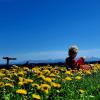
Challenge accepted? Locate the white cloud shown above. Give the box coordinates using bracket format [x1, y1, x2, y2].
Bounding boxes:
[78, 49, 100, 57]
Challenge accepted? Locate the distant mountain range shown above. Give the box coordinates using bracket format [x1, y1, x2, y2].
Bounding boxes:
[9, 57, 100, 64]
[28, 59, 65, 63]
[28, 57, 100, 63]
[85, 57, 100, 62]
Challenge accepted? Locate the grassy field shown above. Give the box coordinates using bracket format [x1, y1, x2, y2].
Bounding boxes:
[0, 64, 100, 100]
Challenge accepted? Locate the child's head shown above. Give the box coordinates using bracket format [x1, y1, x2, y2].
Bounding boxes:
[68, 45, 78, 59]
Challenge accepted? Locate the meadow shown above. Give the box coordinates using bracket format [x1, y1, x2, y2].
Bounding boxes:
[0, 64, 100, 100]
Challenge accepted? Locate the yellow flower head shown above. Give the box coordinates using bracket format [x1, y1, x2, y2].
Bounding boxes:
[3, 77, 11, 81]
[25, 79, 33, 83]
[75, 76, 82, 80]
[65, 77, 72, 81]
[19, 77, 24, 82]
[18, 71, 24, 76]
[49, 73, 56, 77]
[51, 82, 61, 88]
[43, 77, 52, 83]
[85, 70, 91, 75]
[16, 89, 27, 95]
[32, 83, 40, 90]
[18, 82, 25, 86]
[40, 84, 51, 94]
[65, 70, 72, 75]
[32, 94, 41, 100]
[0, 81, 4, 87]
[23, 67, 29, 71]
[5, 83, 14, 87]
[0, 72, 5, 77]
[36, 72, 43, 78]
[79, 89, 85, 94]
[42, 69, 50, 75]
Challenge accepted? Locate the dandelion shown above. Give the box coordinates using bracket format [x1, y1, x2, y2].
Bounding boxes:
[75, 76, 82, 80]
[23, 67, 29, 71]
[54, 70, 60, 75]
[16, 89, 27, 95]
[49, 73, 56, 77]
[79, 89, 85, 94]
[0, 81, 4, 87]
[50, 77, 56, 81]
[36, 71, 43, 78]
[18, 82, 25, 86]
[65, 77, 72, 81]
[51, 82, 61, 88]
[25, 79, 33, 83]
[18, 71, 25, 76]
[32, 83, 40, 90]
[65, 70, 71, 74]
[19, 77, 24, 82]
[0, 72, 5, 77]
[65, 70, 73, 75]
[3, 77, 11, 81]
[42, 69, 50, 75]
[40, 84, 51, 94]
[43, 77, 52, 83]
[85, 70, 91, 75]
[32, 94, 41, 100]
[5, 83, 14, 87]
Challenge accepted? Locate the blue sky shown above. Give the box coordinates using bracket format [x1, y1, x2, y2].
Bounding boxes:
[0, 0, 100, 63]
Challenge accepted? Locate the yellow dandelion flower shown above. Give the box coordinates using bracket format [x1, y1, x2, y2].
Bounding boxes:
[5, 83, 14, 87]
[32, 83, 40, 90]
[65, 77, 72, 81]
[40, 84, 51, 94]
[53, 70, 60, 75]
[49, 73, 56, 77]
[0, 81, 4, 87]
[0, 72, 5, 77]
[18, 82, 25, 86]
[42, 70, 50, 75]
[25, 79, 33, 83]
[56, 75, 61, 78]
[18, 71, 24, 76]
[16, 89, 27, 95]
[1, 68, 6, 71]
[3, 77, 11, 81]
[75, 76, 82, 80]
[32, 67, 40, 73]
[32, 94, 41, 100]
[36, 72, 43, 78]
[51, 82, 61, 88]
[43, 77, 52, 83]
[79, 89, 85, 94]
[65, 70, 72, 75]
[50, 78, 56, 81]
[7, 74, 13, 78]
[85, 70, 91, 75]
[19, 77, 24, 82]
[23, 67, 29, 71]
[36, 74, 45, 79]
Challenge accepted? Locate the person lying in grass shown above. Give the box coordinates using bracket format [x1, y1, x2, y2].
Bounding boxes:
[65, 45, 92, 70]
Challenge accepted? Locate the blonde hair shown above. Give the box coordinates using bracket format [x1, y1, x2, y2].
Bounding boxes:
[69, 45, 78, 53]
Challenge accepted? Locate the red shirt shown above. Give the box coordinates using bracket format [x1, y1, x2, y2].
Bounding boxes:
[77, 57, 84, 65]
